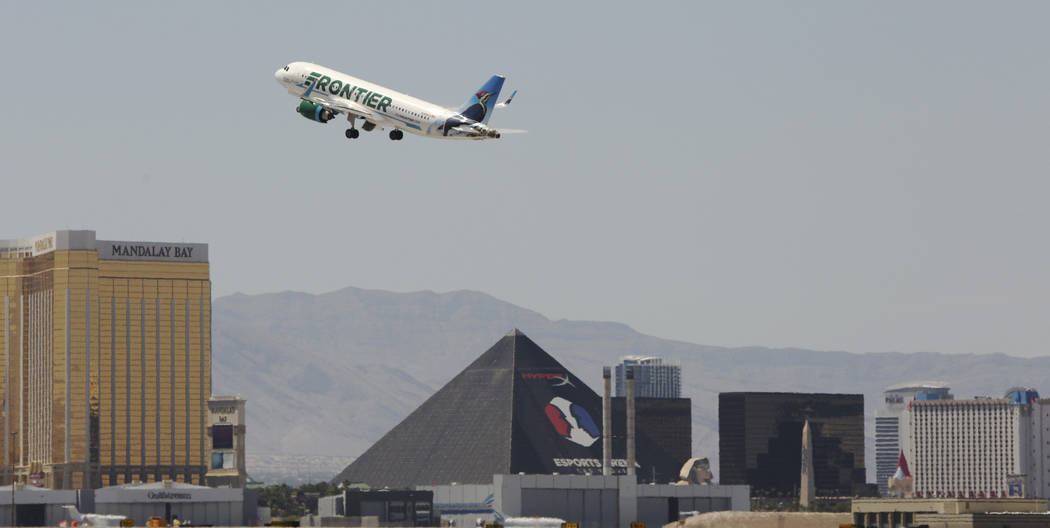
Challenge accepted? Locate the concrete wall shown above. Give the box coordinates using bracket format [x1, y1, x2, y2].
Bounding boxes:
[496, 474, 622, 526]
[0, 487, 80, 526]
[318, 494, 344, 517]
[93, 487, 252, 526]
[95, 500, 244, 526]
[520, 487, 618, 528]
[851, 497, 1047, 515]
[426, 483, 496, 528]
[637, 483, 749, 512]
[426, 475, 749, 528]
[0, 487, 80, 506]
[915, 512, 1050, 528]
[0, 486, 253, 526]
[300, 513, 358, 526]
[497, 474, 749, 528]
[671, 511, 851, 528]
[0, 503, 77, 527]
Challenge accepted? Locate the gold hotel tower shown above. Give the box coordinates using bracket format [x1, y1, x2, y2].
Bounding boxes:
[0, 230, 211, 489]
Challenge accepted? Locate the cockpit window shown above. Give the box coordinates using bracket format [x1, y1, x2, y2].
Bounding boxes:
[283, 66, 290, 71]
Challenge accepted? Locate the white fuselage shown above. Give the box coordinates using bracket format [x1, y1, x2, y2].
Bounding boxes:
[275, 62, 499, 140]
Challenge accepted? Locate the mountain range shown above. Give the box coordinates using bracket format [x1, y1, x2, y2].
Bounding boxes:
[212, 286, 1050, 484]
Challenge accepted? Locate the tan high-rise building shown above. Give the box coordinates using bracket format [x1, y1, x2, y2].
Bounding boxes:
[0, 230, 211, 489]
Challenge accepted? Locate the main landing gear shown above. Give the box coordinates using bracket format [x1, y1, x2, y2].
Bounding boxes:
[345, 116, 359, 139]
[389, 129, 404, 141]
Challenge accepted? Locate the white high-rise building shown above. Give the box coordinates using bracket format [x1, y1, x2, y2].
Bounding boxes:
[874, 382, 953, 495]
[614, 356, 680, 399]
[910, 388, 1049, 499]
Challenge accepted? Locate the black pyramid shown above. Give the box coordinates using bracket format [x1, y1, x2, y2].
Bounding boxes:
[332, 329, 678, 488]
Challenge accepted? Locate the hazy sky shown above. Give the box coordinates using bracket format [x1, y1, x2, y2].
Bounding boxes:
[2, 2, 1048, 357]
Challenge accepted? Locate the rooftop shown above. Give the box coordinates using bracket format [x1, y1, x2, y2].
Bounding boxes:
[885, 381, 951, 392]
[0, 230, 207, 262]
[852, 498, 1047, 514]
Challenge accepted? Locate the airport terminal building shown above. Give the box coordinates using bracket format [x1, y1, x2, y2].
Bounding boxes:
[0, 230, 212, 488]
[0, 481, 257, 526]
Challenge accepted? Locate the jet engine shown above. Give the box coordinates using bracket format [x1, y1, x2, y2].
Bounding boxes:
[296, 100, 335, 123]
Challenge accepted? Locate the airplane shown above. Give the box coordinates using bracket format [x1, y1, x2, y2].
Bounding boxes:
[274, 61, 520, 141]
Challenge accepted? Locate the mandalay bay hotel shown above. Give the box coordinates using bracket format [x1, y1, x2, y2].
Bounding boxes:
[0, 230, 211, 489]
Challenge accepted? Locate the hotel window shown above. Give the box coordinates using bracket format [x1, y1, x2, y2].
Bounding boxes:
[213, 424, 234, 449]
[211, 452, 234, 469]
[388, 502, 406, 521]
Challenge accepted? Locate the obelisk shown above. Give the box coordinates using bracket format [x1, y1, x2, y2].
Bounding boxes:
[602, 367, 612, 476]
[800, 420, 815, 509]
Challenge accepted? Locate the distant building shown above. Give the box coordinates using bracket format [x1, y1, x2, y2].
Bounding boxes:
[333, 330, 687, 489]
[718, 392, 865, 497]
[874, 382, 952, 495]
[852, 497, 1049, 528]
[614, 356, 681, 399]
[206, 396, 247, 488]
[611, 396, 692, 477]
[910, 387, 1049, 499]
[0, 481, 257, 526]
[422, 474, 749, 528]
[1, 230, 212, 488]
[318, 489, 433, 527]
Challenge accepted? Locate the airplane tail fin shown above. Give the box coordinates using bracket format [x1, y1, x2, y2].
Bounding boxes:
[458, 75, 505, 124]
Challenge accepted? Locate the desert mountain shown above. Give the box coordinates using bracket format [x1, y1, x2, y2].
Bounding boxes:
[212, 287, 1050, 483]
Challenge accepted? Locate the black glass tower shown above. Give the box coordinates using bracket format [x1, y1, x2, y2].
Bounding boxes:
[718, 392, 865, 497]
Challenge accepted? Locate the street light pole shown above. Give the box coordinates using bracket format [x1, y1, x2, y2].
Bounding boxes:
[10, 431, 17, 528]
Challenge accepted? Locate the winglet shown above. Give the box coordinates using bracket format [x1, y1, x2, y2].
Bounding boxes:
[496, 90, 517, 109]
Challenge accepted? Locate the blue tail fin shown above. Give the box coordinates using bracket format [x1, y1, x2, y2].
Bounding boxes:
[458, 75, 505, 124]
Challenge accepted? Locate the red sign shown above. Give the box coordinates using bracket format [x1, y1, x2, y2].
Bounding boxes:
[521, 372, 574, 387]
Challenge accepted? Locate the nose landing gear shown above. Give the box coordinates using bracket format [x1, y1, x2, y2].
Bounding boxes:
[389, 129, 404, 141]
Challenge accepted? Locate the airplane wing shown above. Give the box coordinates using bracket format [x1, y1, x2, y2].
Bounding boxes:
[497, 128, 528, 134]
[319, 96, 426, 133]
[312, 95, 380, 122]
[310, 95, 429, 134]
